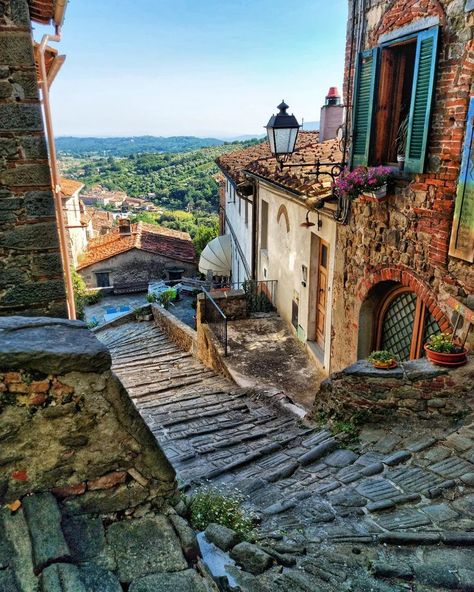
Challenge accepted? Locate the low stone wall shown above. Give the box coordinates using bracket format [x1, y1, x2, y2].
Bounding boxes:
[312, 357, 474, 423]
[206, 289, 247, 320]
[0, 317, 176, 512]
[151, 303, 195, 353]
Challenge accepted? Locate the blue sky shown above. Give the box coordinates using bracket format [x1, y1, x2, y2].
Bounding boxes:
[35, 0, 348, 138]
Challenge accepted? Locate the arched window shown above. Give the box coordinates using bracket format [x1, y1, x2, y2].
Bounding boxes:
[375, 286, 440, 360]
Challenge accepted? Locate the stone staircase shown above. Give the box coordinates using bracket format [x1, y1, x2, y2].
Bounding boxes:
[98, 320, 474, 592]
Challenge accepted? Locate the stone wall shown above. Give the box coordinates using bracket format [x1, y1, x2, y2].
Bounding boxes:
[332, 0, 474, 371]
[0, 317, 176, 512]
[79, 249, 196, 289]
[206, 289, 248, 320]
[151, 302, 196, 352]
[312, 357, 474, 423]
[0, 0, 67, 317]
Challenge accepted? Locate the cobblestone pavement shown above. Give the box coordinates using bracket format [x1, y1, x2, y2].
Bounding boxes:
[99, 321, 474, 592]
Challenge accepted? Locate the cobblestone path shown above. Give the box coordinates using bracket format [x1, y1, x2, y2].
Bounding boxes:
[99, 321, 474, 592]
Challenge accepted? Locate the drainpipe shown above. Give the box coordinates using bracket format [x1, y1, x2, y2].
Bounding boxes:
[38, 28, 76, 319]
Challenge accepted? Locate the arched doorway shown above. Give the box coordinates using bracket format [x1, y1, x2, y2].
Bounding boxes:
[375, 286, 440, 360]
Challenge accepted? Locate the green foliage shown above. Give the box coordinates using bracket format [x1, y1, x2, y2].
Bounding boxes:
[188, 486, 255, 539]
[61, 139, 262, 213]
[146, 293, 158, 303]
[367, 350, 397, 363]
[72, 269, 101, 320]
[158, 290, 175, 309]
[193, 220, 219, 256]
[426, 333, 459, 353]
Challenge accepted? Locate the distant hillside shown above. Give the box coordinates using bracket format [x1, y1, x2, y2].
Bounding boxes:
[301, 121, 320, 131]
[61, 138, 263, 213]
[56, 135, 224, 157]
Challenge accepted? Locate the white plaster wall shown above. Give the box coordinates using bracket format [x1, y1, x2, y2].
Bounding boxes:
[223, 177, 253, 285]
[256, 182, 337, 372]
[64, 193, 88, 267]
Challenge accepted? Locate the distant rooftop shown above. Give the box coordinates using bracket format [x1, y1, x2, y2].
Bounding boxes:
[77, 222, 195, 270]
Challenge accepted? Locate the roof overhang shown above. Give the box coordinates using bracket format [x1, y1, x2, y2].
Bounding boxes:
[29, 0, 68, 27]
[34, 43, 66, 88]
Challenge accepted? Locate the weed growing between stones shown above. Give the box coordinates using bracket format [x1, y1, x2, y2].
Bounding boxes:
[187, 485, 256, 540]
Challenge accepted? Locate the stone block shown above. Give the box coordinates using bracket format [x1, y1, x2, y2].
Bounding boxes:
[78, 564, 122, 592]
[40, 563, 86, 592]
[31, 253, 63, 277]
[10, 71, 38, 100]
[20, 135, 48, 159]
[0, 317, 111, 374]
[0, 280, 66, 307]
[204, 522, 240, 552]
[22, 493, 70, 573]
[0, 103, 43, 132]
[62, 482, 149, 517]
[0, 138, 18, 157]
[230, 542, 273, 575]
[24, 191, 56, 218]
[62, 515, 106, 562]
[0, 221, 59, 250]
[0, 33, 34, 66]
[168, 513, 199, 561]
[107, 515, 187, 583]
[10, 0, 30, 27]
[0, 80, 13, 99]
[1, 163, 52, 187]
[129, 569, 210, 592]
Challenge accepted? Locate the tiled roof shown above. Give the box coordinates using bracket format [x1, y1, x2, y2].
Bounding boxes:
[77, 222, 195, 269]
[60, 177, 84, 198]
[216, 132, 343, 199]
[28, 0, 66, 25]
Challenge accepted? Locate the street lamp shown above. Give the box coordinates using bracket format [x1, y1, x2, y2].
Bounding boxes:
[264, 100, 349, 224]
[265, 101, 300, 161]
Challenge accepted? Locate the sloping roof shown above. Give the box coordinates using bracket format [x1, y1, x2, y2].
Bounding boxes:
[60, 177, 84, 198]
[33, 43, 66, 89]
[28, 0, 67, 26]
[77, 222, 195, 269]
[216, 132, 343, 199]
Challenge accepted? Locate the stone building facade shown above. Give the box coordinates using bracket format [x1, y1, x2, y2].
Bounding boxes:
[0, 0, 67, 317]
[331, 0, 474, 371]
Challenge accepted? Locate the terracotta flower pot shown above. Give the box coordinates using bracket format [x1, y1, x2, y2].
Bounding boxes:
[424, 344, 468, 367]
[371, 360, 398, 369]
[362, 184, 388, 201]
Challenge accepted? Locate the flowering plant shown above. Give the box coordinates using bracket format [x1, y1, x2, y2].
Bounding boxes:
[335, 166, 392, 200]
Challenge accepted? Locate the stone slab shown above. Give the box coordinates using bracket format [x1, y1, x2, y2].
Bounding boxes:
[22, 493, 70, 574]
[107, 515, 187, 583]
[230, 542, 273, 575]
[204, 523, 240, 552]
[128, 569, 210, 592]
[78, 564, 122, 592]
[40, 563, 86, 592]
[61, 515, 105, 562]
[342, 360, 404, 378]
[0, 317, 111, 374]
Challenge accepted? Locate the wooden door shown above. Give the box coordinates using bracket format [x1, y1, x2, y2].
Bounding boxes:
[315, 241, 329, 348]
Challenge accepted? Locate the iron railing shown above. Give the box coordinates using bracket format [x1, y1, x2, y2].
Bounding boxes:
[202, 289, 228, 356]
[229, 279, 277, 314]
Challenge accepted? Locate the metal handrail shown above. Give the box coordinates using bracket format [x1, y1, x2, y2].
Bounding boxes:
[202, 288, 228, 356]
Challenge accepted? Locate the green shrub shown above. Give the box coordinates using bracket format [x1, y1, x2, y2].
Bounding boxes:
[188, 486, 255, 539]
[71, 269, 101, 320]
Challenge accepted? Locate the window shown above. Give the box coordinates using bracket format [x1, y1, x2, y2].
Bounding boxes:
[245, 199, 249, 226]
[238, 195, 242, 215]
[351, 26, 439, 173]
[261, 200, 269, 250]
[95, 272, 110, 288]
[376, 286, 440, 360]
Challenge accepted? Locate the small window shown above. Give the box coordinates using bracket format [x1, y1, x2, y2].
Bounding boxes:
[261, 201, 269, 250]
[351, 26, 439, 173]
[95, 272, 110, 288]
[245, 200, 249, 226]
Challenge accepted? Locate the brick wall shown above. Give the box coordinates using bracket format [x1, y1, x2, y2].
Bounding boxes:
[0, 0, 67, 317]
[332, 0, 474, 371]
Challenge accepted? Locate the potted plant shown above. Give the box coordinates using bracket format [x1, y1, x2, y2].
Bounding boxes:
[368, 350, 398, 369]
[395, 114, 408, 171]
[335, 166, 392, 201]
[425, 333, 468, 367]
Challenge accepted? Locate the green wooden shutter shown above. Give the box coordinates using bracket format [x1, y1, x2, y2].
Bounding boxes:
[351, 48, 378, 167]
[405, 27, 439, 174]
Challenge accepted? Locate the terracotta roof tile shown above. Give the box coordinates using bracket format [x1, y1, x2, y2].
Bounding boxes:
[77, 222, 195, 270]
[216, 132, 343, 199]
[60, 177, 84, 197]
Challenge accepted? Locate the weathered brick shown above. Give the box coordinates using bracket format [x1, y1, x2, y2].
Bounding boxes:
[0, 280, 65, 306]
[0, 33, 34, 66]
[0, 138, 18, 157]
[0, 221, 59, 249]
[20, 135, 48, 159]
[10, 71, 39, 100]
